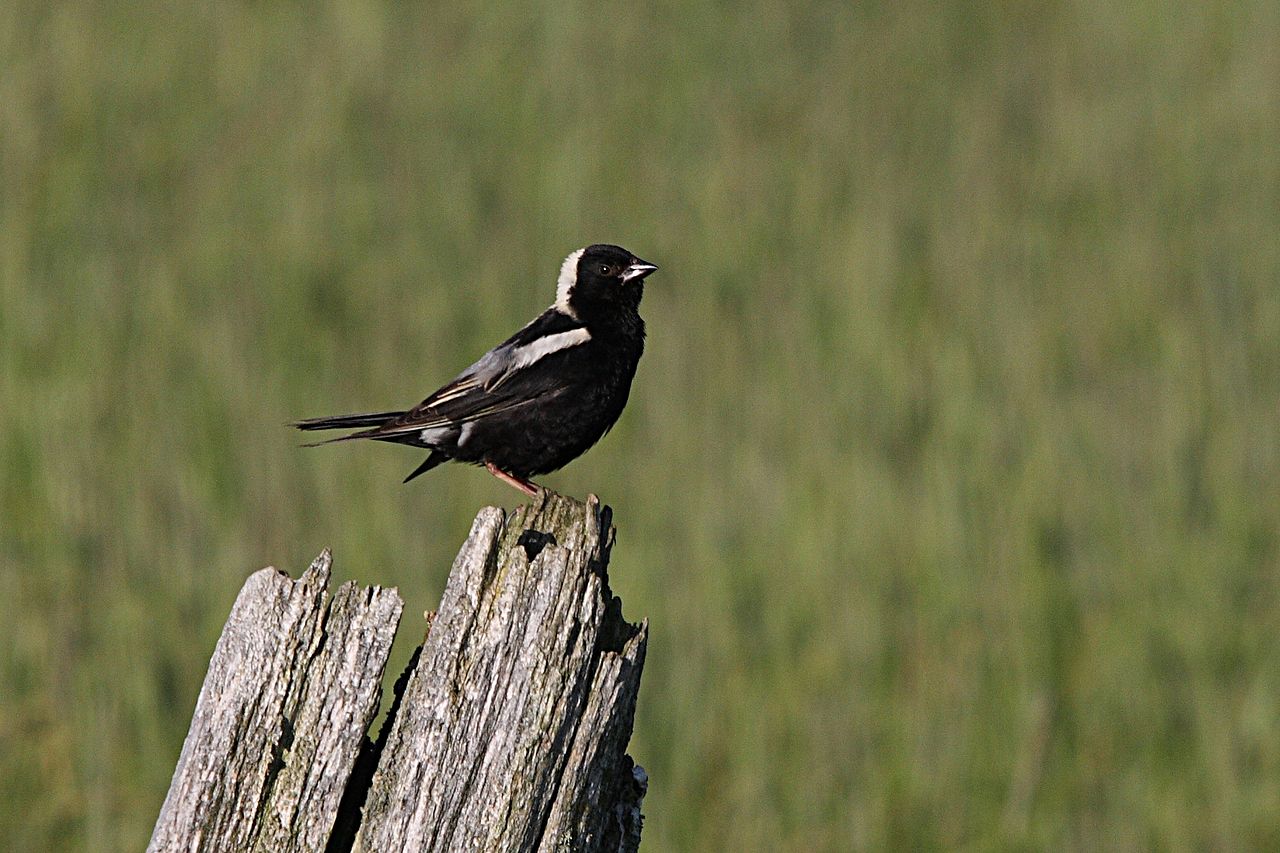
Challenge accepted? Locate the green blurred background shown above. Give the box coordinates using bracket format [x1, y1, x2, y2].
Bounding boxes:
[3, 0, 1279, 849]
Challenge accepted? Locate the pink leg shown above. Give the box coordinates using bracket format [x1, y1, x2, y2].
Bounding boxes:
[485, 461, 541, 497]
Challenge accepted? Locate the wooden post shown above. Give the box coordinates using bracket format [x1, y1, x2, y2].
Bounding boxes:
[149, 493, 648, 853]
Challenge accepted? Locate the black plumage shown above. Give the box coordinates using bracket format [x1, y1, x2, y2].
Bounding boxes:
[295, 244, 656, 495]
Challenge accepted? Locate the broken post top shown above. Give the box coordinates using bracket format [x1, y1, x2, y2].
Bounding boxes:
[151, 491, 648, 853]
[352, 490, 647, 851]
[504, 491, 614, 576]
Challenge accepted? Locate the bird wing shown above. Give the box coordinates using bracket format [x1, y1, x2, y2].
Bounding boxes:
[365, 308, 589, 438]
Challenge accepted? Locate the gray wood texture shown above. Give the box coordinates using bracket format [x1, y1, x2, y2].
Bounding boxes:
[149, 550, 404, 853]
[354, 493, 647, 852]
[149, 493, 647, 852]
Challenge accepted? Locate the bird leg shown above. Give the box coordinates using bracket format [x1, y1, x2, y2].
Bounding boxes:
[485, 461, 541, 497]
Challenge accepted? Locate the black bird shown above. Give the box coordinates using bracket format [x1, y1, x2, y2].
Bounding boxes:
[295, 244, 657, 496]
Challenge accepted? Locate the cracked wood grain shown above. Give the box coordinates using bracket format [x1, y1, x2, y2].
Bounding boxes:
[148, 552, 403, 853]
[150, 494, 646, 852]
[353, 493, 647, 853]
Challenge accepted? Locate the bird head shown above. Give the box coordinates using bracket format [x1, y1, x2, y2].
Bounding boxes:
[556, 244, 658, 319]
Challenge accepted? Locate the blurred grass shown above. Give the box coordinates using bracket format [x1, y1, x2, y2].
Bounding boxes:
[2, 0, 1279, 849]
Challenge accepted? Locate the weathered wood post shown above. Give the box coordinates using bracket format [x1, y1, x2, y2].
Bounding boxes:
[149, 493, 647, 852]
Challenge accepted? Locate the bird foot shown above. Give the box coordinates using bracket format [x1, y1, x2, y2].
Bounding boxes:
[485, 461, 541, 497]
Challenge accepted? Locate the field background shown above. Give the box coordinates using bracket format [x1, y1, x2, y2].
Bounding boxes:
[3, 0, 1279, 849]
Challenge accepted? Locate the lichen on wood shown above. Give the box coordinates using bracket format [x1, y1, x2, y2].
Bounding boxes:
[353, 493, 647, 852]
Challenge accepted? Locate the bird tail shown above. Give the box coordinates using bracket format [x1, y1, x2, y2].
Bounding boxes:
[403, 452, 447, 483]
[294, 411, 405, 446]
[295, 410, 405, 431]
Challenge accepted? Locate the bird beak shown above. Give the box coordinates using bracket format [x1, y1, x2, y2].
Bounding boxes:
[621, 260, 659, 283]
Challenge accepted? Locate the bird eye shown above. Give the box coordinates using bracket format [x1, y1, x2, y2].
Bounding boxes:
[599, 264, 613, 276]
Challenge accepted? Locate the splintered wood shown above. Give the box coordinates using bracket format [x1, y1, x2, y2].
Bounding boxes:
[149, 493, 647, 853]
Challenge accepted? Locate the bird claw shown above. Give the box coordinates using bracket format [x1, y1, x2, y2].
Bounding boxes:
[485, 461, 541, 497]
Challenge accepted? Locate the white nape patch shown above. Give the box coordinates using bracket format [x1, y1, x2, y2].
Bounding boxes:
[418, 425, 451, 445]
[555, 248, 585, 317]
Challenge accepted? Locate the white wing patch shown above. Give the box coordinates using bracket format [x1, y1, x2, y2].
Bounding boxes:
[510, 328, 591, 370]
[457, 420, 476, 447]
[418, 425, 452, 444]
[488, 327, 591, 389]
[555, 248, 584, 318]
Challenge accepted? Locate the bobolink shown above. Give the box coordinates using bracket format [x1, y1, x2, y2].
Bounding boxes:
[295, 244, 656, 495]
